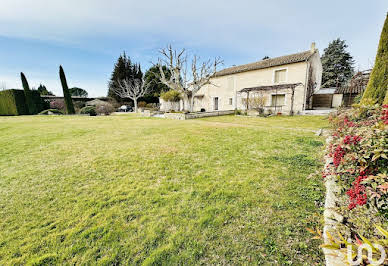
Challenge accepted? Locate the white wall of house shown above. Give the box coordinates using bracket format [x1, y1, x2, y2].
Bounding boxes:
[195, 61, 309, 114]
[159, 45, 323, 114]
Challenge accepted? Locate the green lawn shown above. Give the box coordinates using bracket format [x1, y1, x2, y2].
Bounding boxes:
[0, 114, 328, 265]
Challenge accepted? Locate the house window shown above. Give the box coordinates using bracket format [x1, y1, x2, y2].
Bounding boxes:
[274, 69, 287, 83]
[271, 94, 285, 106]
[229, 98, 233, 105]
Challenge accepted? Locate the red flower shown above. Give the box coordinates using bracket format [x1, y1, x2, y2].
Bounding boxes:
[332, 145, 345, 167]
[380, 105, 388, 124]
[343, 135, 362, 145]
[344, 116, 356, 127]
[347, 175, 368, 210]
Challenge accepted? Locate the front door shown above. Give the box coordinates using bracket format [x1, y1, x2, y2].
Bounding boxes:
[214, 97, 219, 110]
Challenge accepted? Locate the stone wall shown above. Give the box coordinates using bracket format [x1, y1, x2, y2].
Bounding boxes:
[322, 136, 346, 265]
[164, 110, 234, 120]
[163, 113, 186, 120]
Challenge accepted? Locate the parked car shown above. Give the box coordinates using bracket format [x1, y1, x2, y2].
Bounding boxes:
[118, 105, 133, 112]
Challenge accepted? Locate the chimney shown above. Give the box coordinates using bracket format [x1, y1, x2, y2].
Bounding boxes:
[310, 42, 316, 53]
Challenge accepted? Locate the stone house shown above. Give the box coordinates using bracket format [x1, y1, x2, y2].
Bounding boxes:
[190, 43, 322, 115]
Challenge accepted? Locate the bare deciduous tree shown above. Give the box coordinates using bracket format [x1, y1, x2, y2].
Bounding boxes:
[242, 93, 266, 114]
[113, 78, 151, 112]
[157, 45, 222, 112]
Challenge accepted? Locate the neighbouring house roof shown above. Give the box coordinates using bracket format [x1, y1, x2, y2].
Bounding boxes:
[214, 50, 315, 77]
[315, 87, 337, 94]
[334, 69, 371, 94]
[239, 83, 303, 93]
[335, 86, 365, 94]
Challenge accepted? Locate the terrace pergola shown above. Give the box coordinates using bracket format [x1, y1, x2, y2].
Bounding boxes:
[238, 83, 302, 115]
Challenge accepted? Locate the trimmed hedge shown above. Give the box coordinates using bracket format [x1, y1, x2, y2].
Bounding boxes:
[0, 90, 29, 115]
[0, 89, 48, 116]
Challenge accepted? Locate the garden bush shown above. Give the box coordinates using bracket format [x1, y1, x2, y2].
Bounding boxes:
[50, 99, 65, 110]
[79, 106, 97, 116]
[38, 109, 63, 115]
[96, 103, 115, 115]
[73, 101, 86, 113]
[320, 103, 388, 259]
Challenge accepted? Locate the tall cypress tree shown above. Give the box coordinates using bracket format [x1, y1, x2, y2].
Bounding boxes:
[59, 66, 75, 114]
[321, 38, 354, 88]
[107, 52, 143, 102]
[362, 13, 388, 105]
[20, 72, 38, 114]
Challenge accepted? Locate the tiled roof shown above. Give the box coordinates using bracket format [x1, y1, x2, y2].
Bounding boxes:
[239, 83, 303, 93]
[215, 50, 315, 77]
[334, 70, 371, 94]
[335, 86, 365, 94]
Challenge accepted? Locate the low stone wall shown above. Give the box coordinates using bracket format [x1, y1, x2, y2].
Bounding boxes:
[185, 110, 234, 119]
[163, 113, 186, 120]
[164, 110, 234, 120]
[322, 136, 346, 265]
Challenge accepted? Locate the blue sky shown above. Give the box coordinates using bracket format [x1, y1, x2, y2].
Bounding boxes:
[0, 0, 386, 97]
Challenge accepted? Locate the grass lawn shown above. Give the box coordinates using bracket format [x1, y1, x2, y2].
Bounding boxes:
[0, 114, 328, 265]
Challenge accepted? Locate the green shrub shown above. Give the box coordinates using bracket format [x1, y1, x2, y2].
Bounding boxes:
[80, 106, 97, 116]
[73, 101, 85, 113]
[161, 90, 181, 102]
[38, 109, 63, 115]
[0, 89, 29, 115]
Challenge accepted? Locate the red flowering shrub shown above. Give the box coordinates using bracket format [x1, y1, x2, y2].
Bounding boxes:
[325, 103, 387, 237]
[381, 104, 388, 124]
[332, 145, 345, 167]
[50, 99, 65, 110]
[346, 175, 368, 210]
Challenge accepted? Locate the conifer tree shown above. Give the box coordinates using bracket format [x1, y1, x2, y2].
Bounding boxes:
[107, 52, 143, 102]
[59, 66, 75, 114]
[321, 38, 354, 88]
[37, 84, 54, 96]
[362, 13, 388, 105]
[20, 72, 38, 114]
[144, 65, 171, 97]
